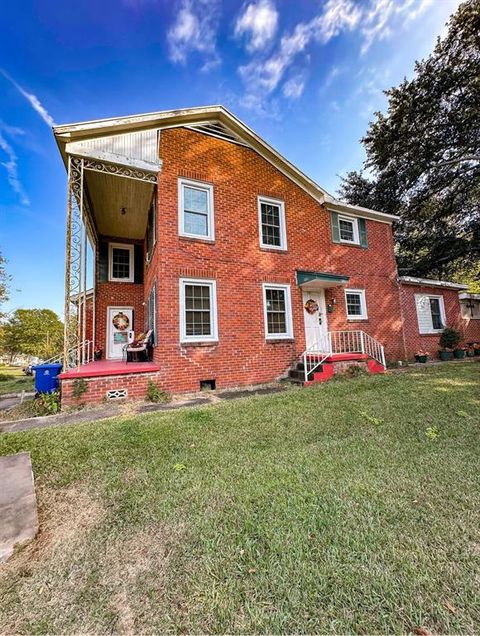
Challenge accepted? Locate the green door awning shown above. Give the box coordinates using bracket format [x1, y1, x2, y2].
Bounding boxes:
[296, 270, 350, 288]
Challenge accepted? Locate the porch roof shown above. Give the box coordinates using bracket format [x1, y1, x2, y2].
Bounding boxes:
[296, 270, 350, 289]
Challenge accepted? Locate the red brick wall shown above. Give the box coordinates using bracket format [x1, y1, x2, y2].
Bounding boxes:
[61, 371, 161, 408]
[399, 283, 464, 359]
[462, 317, 480, 344]
[141, 127, 405, 393]
[94, 282, 144, 357]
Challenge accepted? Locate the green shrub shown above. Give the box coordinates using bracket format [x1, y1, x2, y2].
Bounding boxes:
[439, 327, 461, 350]
[72, 378, 88, 399]
[146, 381, 171, 403]
[35, 391, 61, 415]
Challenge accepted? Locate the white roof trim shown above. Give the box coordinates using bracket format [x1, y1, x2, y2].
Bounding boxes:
[459, 292, 480, 300]
[399, 276, 468, 290]
[54, 105, 332, 205]
[323, 196, 399, 224]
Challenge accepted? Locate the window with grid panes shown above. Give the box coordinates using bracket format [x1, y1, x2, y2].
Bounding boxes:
[185, 284, 212, 337]
[265, 287, 287, 335]
[112, 248, 130, 279]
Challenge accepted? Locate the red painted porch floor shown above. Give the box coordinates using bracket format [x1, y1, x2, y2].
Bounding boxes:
[58, 359, 161, 380]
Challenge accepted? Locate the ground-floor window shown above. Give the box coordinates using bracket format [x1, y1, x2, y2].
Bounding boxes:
[415, 293, 446, 334]
[262, 283, 293, 339]
[345, 289, 368, 320]
[146, 280, 157, 344]
[180, 278, 218, 342]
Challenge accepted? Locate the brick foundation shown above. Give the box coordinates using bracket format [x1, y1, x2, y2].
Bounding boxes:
[61, 371, 162, 408]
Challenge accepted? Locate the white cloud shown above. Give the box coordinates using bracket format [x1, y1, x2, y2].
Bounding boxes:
[167, 0, 220, 69]
[0, 69, 56, 127]
[282, 75, 305, 99]
[235, 0, 278, 52]
[239, 0, 360, 97]
[0, 129, 29, 206]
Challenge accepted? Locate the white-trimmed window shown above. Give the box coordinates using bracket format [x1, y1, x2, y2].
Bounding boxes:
[415, 294, 446, 334]
[180, 278, 218, 342]
[258, 197, 287, 250]
[262, 283, 293, 339]
[109, 243, 134, 282]
[338, 215, 360, 245]
[345, 289, 368, 320]
[178, 178, 214, 240]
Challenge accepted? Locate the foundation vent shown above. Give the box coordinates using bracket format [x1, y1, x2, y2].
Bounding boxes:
[106, 389, 128, 400]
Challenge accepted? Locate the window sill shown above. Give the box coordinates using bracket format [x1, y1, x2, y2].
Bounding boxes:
[260, 245, 287, 253]
[335, 242, 365, 249]
[347, 318, 369, 322]
[418, 331, 443, 336]
[265, 338, 295, 344]
[179, 235, 215, 245]
[108, 279, 135, 284]
[181, 340, 219, 347]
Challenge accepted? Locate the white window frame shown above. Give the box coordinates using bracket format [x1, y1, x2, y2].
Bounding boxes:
[178, 178, 215, 241]
[108, 243, 134, 283]
[258, 196, 287, 251]
[345, 288, 368, 320]
[338, 215, 360, 245]
[415, 293, 446, 334]
[262, 283, 294, 340]
[179, 277, 218, 343]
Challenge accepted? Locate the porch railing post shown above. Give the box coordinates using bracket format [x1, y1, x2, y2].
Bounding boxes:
[360, 330, 365, 354]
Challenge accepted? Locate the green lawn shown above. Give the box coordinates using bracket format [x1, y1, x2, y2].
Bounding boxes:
[0, 363, 479, 634]
[0, 366, 34, 396]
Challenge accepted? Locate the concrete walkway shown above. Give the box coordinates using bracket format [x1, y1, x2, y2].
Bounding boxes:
[0, 384, 288, 434]
[0, 452, 38, 562]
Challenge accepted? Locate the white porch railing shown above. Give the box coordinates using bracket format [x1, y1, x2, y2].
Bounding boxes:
[42, 339, 94, 369]
[302, 330, 386, 382]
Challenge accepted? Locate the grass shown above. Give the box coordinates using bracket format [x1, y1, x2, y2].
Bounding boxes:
[0, 366, 34, 396]
[0, 363, 479, 634]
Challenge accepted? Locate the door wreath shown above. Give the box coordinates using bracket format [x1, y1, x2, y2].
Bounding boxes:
[304, 299, 319, 314]
[112, 312, 130, 331]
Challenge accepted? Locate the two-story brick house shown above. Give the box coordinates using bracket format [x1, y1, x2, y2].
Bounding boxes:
[53, 106, 469, 407]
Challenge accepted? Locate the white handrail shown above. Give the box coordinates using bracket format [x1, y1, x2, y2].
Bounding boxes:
[300, 330, 386, 382]
[42, 339, 94, 368]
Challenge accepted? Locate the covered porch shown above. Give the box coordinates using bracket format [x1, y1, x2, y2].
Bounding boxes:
[54, 124, 161, 369]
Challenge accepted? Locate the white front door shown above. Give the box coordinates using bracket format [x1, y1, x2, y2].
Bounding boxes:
[107, 307, 134, 359]
[302, 290, 329, 351]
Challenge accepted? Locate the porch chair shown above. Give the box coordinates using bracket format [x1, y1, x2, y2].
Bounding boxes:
[124, 330, 154, 362]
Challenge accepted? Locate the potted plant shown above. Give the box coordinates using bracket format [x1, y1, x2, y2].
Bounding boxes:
[414, 349, 429, 363]
[454, 345, 467, 359]
[439, 327, 461, 361]
[474, 343, 480, 356]
[466, 344, 475, 358]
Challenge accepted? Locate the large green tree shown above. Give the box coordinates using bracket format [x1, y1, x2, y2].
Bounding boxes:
[0, 309, 64, 362]
[338, 0, 480, 282]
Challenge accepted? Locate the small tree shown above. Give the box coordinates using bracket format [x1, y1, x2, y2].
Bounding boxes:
[0, 309, 64, 362]
[439, 327, 461, 351]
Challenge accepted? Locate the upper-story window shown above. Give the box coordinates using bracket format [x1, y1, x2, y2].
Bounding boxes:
[258, 196, 287, 250]
[339, 216, 359, 244]
[109, 243, 134, 283]
[146, 192, 157, 262]
[331, 212, 368, 248]
[178, 178, 215, 240]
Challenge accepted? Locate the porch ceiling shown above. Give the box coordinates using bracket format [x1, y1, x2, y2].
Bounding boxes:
[86, 170, 154, 239]
[296, 270, 349, 290]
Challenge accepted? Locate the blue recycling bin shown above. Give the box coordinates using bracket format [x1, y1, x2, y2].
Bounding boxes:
[32, 363, 63, 394]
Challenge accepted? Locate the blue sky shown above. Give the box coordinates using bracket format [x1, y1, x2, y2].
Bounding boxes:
[0, 0, 461, 317]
